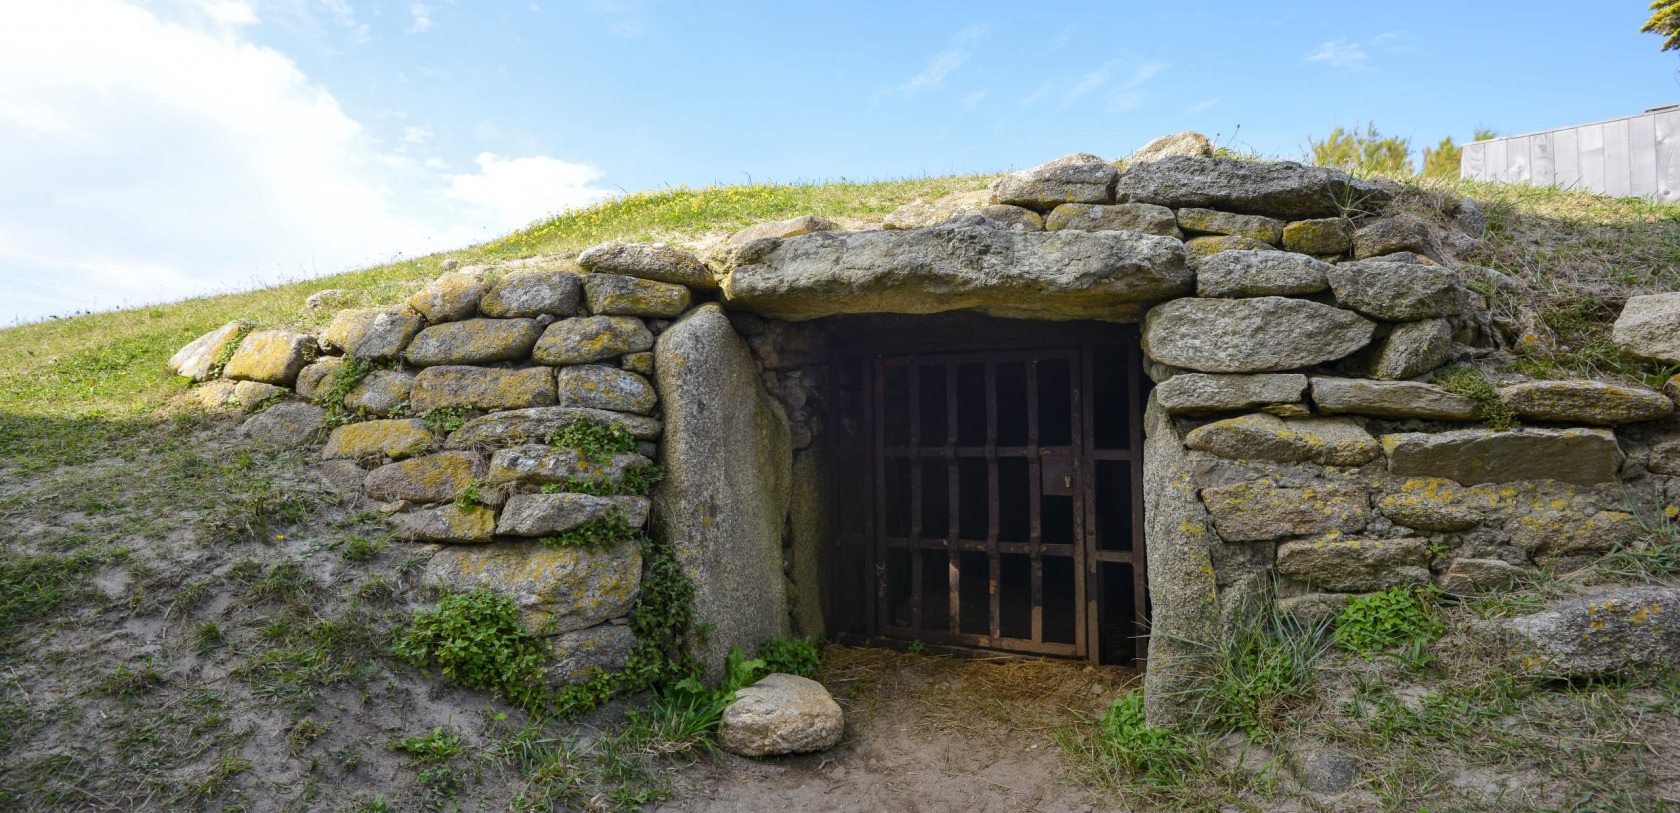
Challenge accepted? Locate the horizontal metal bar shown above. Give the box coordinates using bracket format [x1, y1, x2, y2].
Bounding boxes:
[881, 537, 1076, 557]
[880, 445, 1079, 458]
[879, 626, 1080, 657]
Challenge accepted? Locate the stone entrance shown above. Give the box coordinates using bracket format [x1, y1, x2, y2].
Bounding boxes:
[819, 317, 1149, 664]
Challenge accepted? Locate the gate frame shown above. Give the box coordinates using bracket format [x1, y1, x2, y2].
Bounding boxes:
[823, 320, 1149, 664]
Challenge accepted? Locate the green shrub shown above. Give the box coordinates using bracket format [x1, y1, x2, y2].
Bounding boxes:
[393, 589, 550, 709]
[1335, 585, 1446, 659]
[1308, 122, 1413, 177]
[549, 419, 637, 461]
[758, 637, 823, 679]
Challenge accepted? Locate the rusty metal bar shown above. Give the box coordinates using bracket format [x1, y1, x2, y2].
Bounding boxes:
[1027, 359, 1043, 645]
[947, 365, 961, 635]
[908, 363, 922, 633]
[1074, 345, 1091, 661]
[872, 357, 889, 637]
[985, 361, 1001, 641]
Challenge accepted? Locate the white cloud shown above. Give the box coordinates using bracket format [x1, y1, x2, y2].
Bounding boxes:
[877, 24, 988, 99]
[1184, 96, 1222, 114]
[447, 153, 608, 228]
[406, 2, 433, 33]
[0, 0, 611, 323]
[959, 89, 988, 110]
[1306, 38, 1367, 68]
[402, 125, 434, 144]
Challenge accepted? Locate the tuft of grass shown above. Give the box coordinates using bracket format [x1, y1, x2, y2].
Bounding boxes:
[1187, 599, 1333, 738]
[1054, 689, 1204, 791]
[1434, 364, 1521, 430]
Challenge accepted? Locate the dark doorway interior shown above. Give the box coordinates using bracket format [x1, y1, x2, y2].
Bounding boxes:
[824, 315, 1150, 664]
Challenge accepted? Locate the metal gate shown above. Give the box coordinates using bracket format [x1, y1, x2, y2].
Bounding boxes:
[827, 329, 1148, 664]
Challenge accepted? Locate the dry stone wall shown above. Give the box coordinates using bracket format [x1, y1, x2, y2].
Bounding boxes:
[170, 138, 1680, 717]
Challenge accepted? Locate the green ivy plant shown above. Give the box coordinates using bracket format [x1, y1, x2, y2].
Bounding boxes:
[1334, 584, 1446, 659]
[391, 588, 549, 709]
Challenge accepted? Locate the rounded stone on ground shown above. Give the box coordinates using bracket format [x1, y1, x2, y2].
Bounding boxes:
[1612, 292, 1680, 365]
[479, 268, 583, 318]
[233, 380, 288, 412]
[581, 273, 692, 318]
[718, 673, 844, 758]
[1475, 586, 1680, 677]
[548, 623, 637, 686]
[321, 307, 424, 361]
[532, 315, 653, 365]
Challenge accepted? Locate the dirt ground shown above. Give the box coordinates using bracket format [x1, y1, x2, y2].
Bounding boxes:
[655, 649, 1134, 813]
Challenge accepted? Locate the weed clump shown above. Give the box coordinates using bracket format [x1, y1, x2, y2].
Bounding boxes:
[1055, 689, 1202, 790]
[393, 588, 550, 710]
[1334, 585, 1446, 659]
[1434, 364, 1521, 430]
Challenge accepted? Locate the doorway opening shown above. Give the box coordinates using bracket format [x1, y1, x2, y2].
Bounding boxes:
[824, 316, 1150, 664]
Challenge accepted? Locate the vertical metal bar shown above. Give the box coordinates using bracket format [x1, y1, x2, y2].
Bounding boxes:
[1075, 345, 1093, 662]
[985, 362, 1001, 641]
[947, 365, 961, 635]
[872, 356, 888, 638]
[1027, 359, 1043, 645]
[908, 363, 923, 633]
[1127, 333, 1149, 663]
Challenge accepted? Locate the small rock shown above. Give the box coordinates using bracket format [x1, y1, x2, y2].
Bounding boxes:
[408, 272, 490, 323]
[223, 330, 318, 386]
[1200, 481, 1368, 543]
[1382, 427, 1622, 486]
[621, 351, 655, 376]
[1326, 261, 1464, 321]
[883, 202, 973, 230]
[1287, 744, 1359, 794]
[486, 445, 654, 488]
[989, 154, 1119, 211]
[446, 407, 663, 449]
[582, 273, 691, 318]
[1044, 203, 1181, 237]
[237, 401, 328, 448]
[363, 451, 485, 503]
[479, 268, 583, 318]
[405, 318, 542, 367]
[1507, 509, 1636, 557]
[322, 418, 434, 461]
[548, 624, 638, 686]
[167, 322, 248, 382]
[344, 369, 415, 417]
[1438, 558, 1525, 595]
[233, 380, 288, 412]
[321, 307, 424, 361]
[304, 289, 351, 311]
[439, 258, 460, 271]
[977, 205, 1045, 232]
[1612, 292, 1680, 365]
[1193, 251, 1329, 298]
[1281, 218, 1355, 255]
[728, 215, 842, 245]
[577, 242, 716, 290]
[409, 366, 557, 412]
[195, 379, 238, 409]
[1353, 215, 1430, 260]
[718, 673, 845, 757]
[1377, 489, 1480, 532]
[1119, 157, 1393, 220]
[1476, 587, 1680, 677]
[532, 316, 654, 366]
[1129, 132, 1213, 164]
[1183, 234, 1279, 261]
[295, 357, 346, 401]
[1364, 318, 1454, 380]
[1497, 380, 1672, 425]
[1154, 372, 1308, 415]
[1281, 593, 1349, 625]
[425, 542, 642, 633]
[1142, 297, 1376, 373]
[1310, 377, 1479, 420]
[1186, 413, 1380, 466]
[1276, 536, 1431, 593]
[1175, 208, 1285, 244]
[392, 503, 497, 543]
[557, 365, 656, 414]
[496, 493, 651, 536]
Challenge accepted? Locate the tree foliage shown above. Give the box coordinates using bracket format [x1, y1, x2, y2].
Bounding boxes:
[1307, 122, 1413, 177]
[1644, 0, 1680, 52]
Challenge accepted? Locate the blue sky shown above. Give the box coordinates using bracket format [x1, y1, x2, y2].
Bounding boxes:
[2, 0, 1677, 323]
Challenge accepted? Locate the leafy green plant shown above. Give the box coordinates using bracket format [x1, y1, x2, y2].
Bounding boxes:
[316, 355, 373, 425]
[1055, 689, 1202, 790]
[389, 727, 467, 762]
[1308, 122, 1413, 177]
[1335, 585, 1446, 659]
[538, 510, 639, 550]
[549, 418, 637, 461]
[547, 464, 666, 498]
[758, 637, 823, 679]
[393, 588, 550, 709]
[454, 481, 485, 511]
[416, 406, 473, 434]
[1434, 365, 1521, 430]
